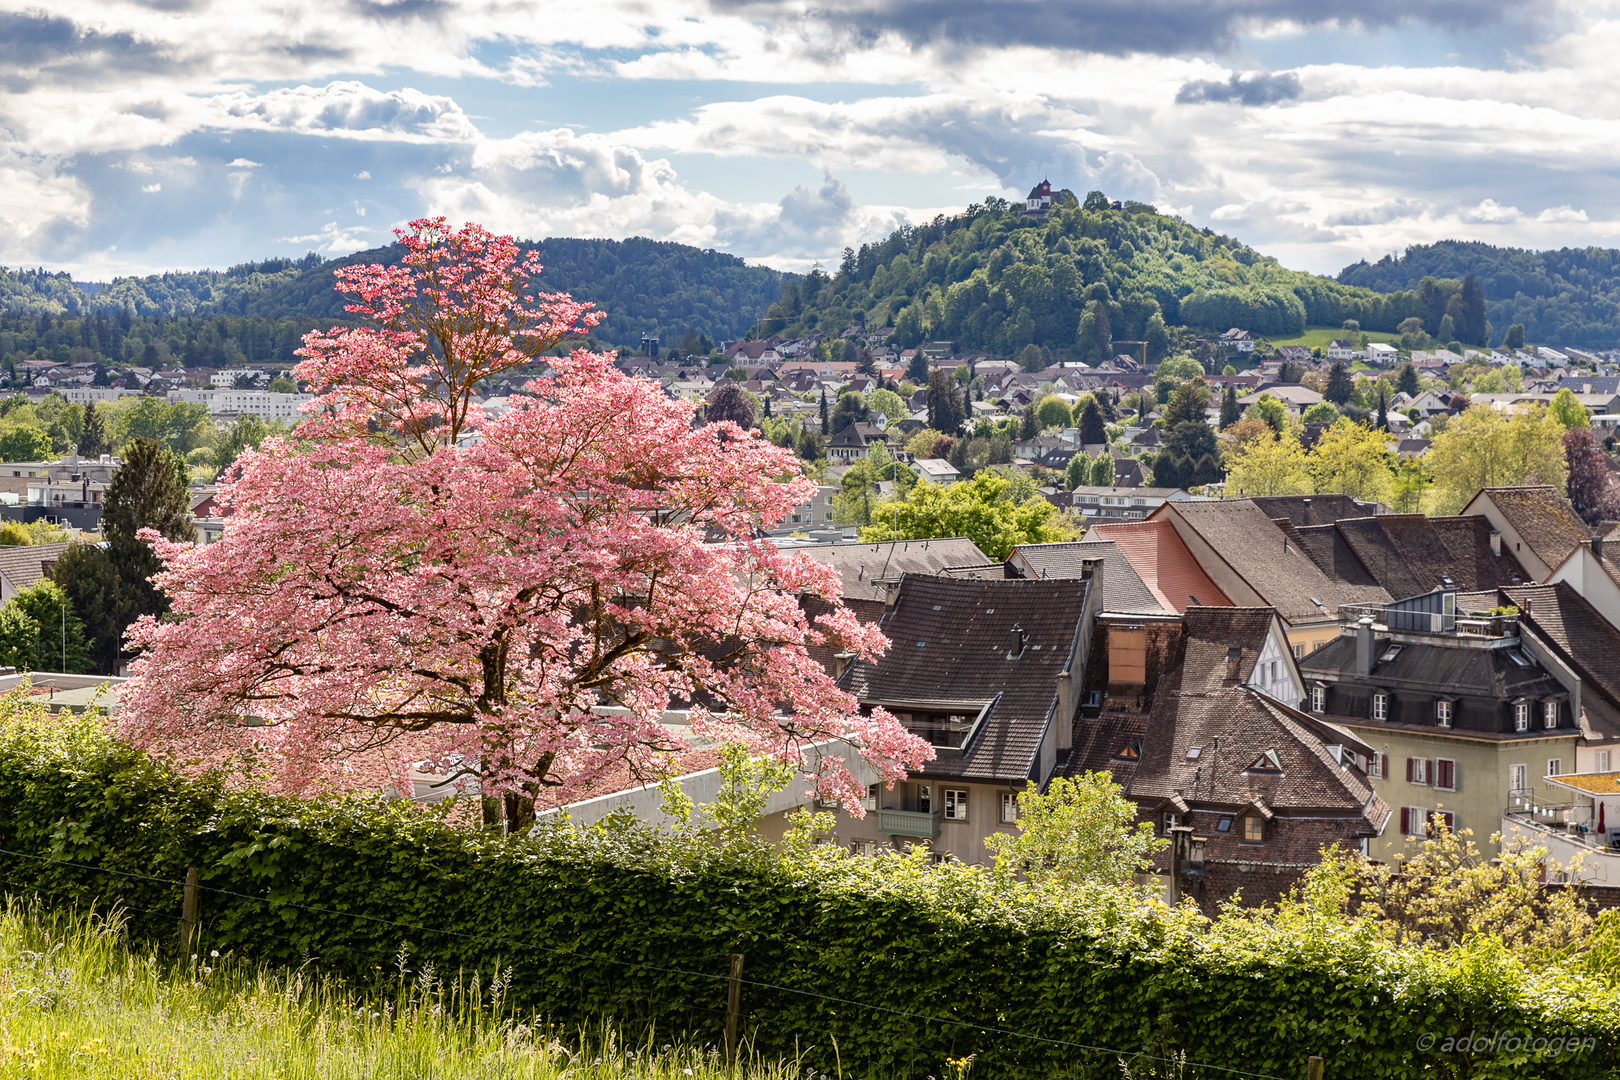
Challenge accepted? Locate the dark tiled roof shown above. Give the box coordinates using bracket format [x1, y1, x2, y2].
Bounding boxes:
[1160, 501, 1388, 622]
[1251, 494, 1382, 527]
[1006, 540, 1170, 616]
[841, 574, 1091, 783]
[1127, 608, 1386, 824]
[0, 542, 74, 591]
[796, 538, 993, 603]
[1294, 524, 1381, 588]
[1478, 486, 1591, 572]
[1068, 710, 1149, 784]
[1508, 583, 1620, 713]
[1428, 515, 1530, 588]
[1299, 633, 1558, 701]
[827, 422, 890, 449]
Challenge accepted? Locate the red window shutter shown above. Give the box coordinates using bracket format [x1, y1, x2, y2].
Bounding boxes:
[1437, 759, 1454, 790]
[1442, 811, 1455, 831]
[1400, 807, 1410, 834]
[1405, 757, 1415, 782]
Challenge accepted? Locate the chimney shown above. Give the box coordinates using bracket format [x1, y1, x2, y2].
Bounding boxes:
[1009, 624, 1028, 659]
[1489, 530, 1502, 557]
[1355, 617, 1376, 676]
[1594, 531, 1606, 563]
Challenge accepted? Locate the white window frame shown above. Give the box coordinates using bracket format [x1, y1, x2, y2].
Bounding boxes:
[943, 788, 968, 821]
[1435, 700, 1452, 727]
[1409, 757, 1429, 785]
[1547, 758, 1562, 778]
[1369, 752, 1385, 779]
[1544, 701, 1559, 730]
[1310, 685, 1326, 713]
[851, 840, 875, 857]
[1509, 764, 1528, 793]
[1404, 806, 1430, 838]
[860, 784, 878, 812]
[1435, 758, 1456, 792]
[1598, 750, 1613, 772]
[1515, 702, 1529, 732]
[1000, 791, 1019, 824]
[1372, 693, 1388, 721]
[1162, 811, 1180, 833]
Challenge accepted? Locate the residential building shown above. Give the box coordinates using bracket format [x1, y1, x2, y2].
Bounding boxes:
[0, 542, 74, 602]
[1364, 343, 1399, 364]
[1218, 329, 1256, 352]
[1071, 606, 1387, 909]
[1299, 588, 1580, 862]
[1065, 485, 1189, 519]
[911, 458, 960, 486]
[826, 422, 895, 462]
[1462, 486, 1591, 582]
[831, 570, 1103, 863]
[1237, 385, 1325, 416]
[1326, 340, 1356, 361]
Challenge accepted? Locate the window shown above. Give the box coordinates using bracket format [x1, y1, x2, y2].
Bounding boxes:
[1243, 816, 1265, 843]
[916, 783, 932, 814]
[943, 789, 968, 821]
[1544, 701, 1559, 730]
[1372, 693, 1388, 721]
[1310, 685, 1326, 713]
[1598, 751, 1612, 772]
[1400, 807, 1430, 838]
[1509, 764, 1528, 792]
[861, 785, 878, 812]
[1547, 759, 1562, 778]
[1435, 700, 1453, 727]
[1162, 812, 1180, 834]
[1215, 816, 1233, 833]
[850, 840, 875, 857]
[1407, 757, 1430, 785]
[1369, 752, 1386, 779]
[1435, 758, 1456, 792]
[1293, 644, 1305, 660]
[1515, 702, 1530, 732]
[1000, 792, 1018, 824]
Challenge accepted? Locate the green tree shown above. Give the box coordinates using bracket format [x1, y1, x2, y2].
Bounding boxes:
[78, 401, 112, 458]
[1324, 362, 1353, 405]
[1155, 355, 1204, 382]
[860, 470, 1061, 560]
[1163, 377, 1210, 428]
[1034, 395, 1072, 431]
[1426, 406, 1567, 514]
[1219, 384, 1240, 429]
[1548, 387, 1590, 430]
[1064, 453, 1089, 491]
[1504, 323, 1526, 350]
[906, 350, 929, 384]
[118, 398, 210, 453]
[0, 426, 54, 463]
[818, 389, 829, 436]
[212, 413, 273, 474]
[268, 376, 298, 393]
[1076, 397, 1107, 445]
[2, 578, 91, 673]
[926, 369, 965, 434]
[1018, 343, 1045, 372]
[1301, 402, 1339, 426]
[866, 388, 908, 426]
[1089, 452, 1115, 487]
[1244, 393, 1287, 434]
[1307, 418, 1393, 503]
[1075, 300, 1112, 364]
[0, 522, 30, 546]
[1397, 363, 1420, 397]
[984, 773, 1166, 890]
[1458, 274, 1489, 346]
[1224, 428, 1313, 496]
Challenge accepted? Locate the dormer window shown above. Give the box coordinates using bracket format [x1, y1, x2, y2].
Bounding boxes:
[1115, 741, 1141, 761]
[1310, 685, 1326, 713]
[1544, 701, 1559, 729]
[1372, 692, 1388, 721]
[1246, 749, 1283, 772]
[1514, 701, 1530, 732]
[1436, 700, 1453, 727]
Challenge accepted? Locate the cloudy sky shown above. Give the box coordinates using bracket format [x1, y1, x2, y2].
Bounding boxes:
[3, 0, 1617, 280]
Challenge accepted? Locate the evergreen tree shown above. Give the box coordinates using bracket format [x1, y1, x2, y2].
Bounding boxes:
[1077, 397, 1107, 445]
[829, 391, 869, 434]
[907, 350, 929, 384]
[1219, 385, 1241, 429]
[78, 402, 111, 458]
[819, 389, 829, 435]
[1064, 453, 1088, 490]
[1090, 452, 1116, 487]
[1459, 274, 1488, 346]
[927, 370, 965, 434]
[1376, 385, 1389, 431]
[1076, 300, 1112, 364]
[1505, 323, 1526, 350]
[1397, 363, 1420, 397]
[1021, 405, 1038, 440]
[1324, 362, 1353, 405]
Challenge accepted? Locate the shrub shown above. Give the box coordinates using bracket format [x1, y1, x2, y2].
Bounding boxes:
[0, 708, 1615, 1079]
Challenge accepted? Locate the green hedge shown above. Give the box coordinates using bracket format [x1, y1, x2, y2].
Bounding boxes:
[1, 714, 1616, 1079]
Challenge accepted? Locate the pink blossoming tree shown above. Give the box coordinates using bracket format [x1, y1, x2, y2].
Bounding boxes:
[123, 219, 930, 817]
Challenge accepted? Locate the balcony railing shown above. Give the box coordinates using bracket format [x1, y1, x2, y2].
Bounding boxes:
[877, 808, 941, 839]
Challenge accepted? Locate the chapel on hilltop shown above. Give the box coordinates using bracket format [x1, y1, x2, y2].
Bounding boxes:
[1025, 179, 1053, 213]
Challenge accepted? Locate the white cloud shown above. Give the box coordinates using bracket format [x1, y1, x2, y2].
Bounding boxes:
[1538, 204, 1589, 222]
[141, 182, 162, 193]
[226, 158, 261, 168]
[1462, 199, 1523, 224]
[277, 221, 375, 253]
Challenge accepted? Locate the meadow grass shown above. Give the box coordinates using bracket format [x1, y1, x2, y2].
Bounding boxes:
[1262, 324, 1401, 350]
[0, 901, 810, 1080]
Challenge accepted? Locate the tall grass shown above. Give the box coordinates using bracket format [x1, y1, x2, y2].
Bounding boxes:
[0, 900, 808, 1079]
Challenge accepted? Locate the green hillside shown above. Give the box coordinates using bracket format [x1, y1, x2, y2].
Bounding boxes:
[763, 192, 1436, 358]
[1, 237, 788, 352]
[1338, 240, 1620, 349]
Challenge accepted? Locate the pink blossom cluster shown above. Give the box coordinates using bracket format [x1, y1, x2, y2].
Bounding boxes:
[122, 218, 931, 815]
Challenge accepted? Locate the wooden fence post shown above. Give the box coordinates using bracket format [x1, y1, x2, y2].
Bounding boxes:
[725, 953, 744, 1063]
[178, 866, 199, 954]
[1307, 1055, 1324, 1080]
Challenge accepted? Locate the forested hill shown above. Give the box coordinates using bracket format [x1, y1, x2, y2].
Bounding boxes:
[0, 237, 788, 350]
[1337, 240, 1620, 349]
[764, 193, 1445, 360]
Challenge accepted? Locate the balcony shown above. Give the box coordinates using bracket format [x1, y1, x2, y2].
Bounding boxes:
[878, 808, 941, 839]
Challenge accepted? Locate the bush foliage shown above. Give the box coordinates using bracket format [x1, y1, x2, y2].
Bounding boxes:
[0, 707, 1616, 1079]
